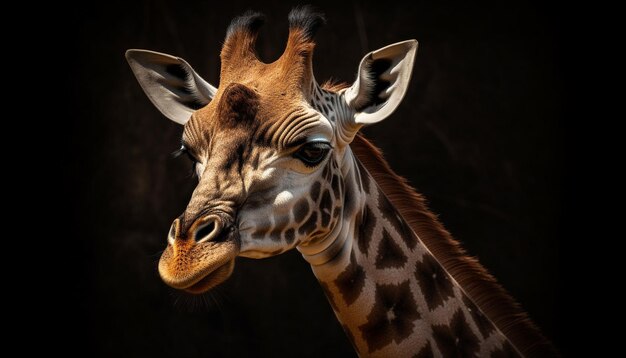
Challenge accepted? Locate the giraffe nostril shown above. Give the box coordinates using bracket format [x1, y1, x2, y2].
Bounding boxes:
[195, 221, 216, 242]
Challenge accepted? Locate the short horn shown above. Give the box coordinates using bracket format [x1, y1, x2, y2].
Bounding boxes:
[287, 5, 325, 41]
[220, 11, 265, 79]
[278, 6, 326, 96]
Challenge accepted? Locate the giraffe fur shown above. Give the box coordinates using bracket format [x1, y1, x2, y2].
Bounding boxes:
[126, 6, 556, 357]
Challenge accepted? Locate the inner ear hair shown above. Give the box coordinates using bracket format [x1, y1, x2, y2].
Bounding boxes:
[354, 57, 393, 111]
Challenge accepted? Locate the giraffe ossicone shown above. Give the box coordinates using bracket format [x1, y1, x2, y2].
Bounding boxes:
[126, 6, 556, 357]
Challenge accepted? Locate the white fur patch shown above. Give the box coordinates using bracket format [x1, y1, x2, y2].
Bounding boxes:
[273, 190, 294, 209]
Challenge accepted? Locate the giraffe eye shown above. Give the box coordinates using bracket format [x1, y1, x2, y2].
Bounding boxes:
[173, 144, 199, 177]
[294, 142, 331, 167]
[174, 144, 198, 163]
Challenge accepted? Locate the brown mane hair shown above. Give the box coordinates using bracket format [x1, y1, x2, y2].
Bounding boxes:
[350, 133, 557, 357]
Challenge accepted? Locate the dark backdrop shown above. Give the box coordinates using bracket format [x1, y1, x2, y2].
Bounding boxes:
[67, 1, 563, 356]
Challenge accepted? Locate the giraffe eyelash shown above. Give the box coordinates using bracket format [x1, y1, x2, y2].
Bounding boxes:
[172, 147, 185, 159]
[173, 145, 198, 162]
[172, 145, 199, 178]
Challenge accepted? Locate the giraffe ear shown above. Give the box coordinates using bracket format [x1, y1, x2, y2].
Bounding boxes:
[344, 40, 418, 125]
[125, 49, 217, 125]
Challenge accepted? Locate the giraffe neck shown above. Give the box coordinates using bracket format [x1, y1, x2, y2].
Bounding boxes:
[298, 147, 520, 357]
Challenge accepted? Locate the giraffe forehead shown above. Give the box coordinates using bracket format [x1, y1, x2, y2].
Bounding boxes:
[185, 83, 333, 150]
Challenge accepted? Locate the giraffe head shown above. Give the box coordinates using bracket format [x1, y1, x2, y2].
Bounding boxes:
[126, 7, 417, 294]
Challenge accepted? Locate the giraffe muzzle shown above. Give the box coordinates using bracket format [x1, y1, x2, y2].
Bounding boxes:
[158, 216, 240, 294]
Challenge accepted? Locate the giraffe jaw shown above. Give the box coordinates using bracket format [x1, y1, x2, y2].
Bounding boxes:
[158, 236, 240, 294]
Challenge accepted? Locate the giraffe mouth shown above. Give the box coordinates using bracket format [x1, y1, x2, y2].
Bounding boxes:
[158, 235, 240, 294]
[183, 259, 236, 294]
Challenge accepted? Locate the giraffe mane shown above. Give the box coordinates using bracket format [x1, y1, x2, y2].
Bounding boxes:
[350, 133, 557, 357]
[320, 79, 349, 92]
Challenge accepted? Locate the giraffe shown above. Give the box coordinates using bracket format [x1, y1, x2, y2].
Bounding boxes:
[126, 7, 556, 357]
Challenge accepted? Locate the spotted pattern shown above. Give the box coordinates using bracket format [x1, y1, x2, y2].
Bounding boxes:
[334, 252, 366, 306]
[359, 280, 420, 353]
[320, 190, 333, 227]
[431, 310, 480, 357]
[239, 82, 514, 356]
[144, 9, 525, 356]
[284, 228, 295, 245]
[310, 86, 338, 121]
[378, 193, 416, 250]
[269, 226, 283, 242]
[293, 198, 309, 223]
[415, 253, 455, 311]
[308, 153, 514, 357]
[298, 211, 318, 236]
[311, 181, 322, 202]
[249, 155, 343, 250]
[254, 218, 272, 238]
[375, 229, 408, 269]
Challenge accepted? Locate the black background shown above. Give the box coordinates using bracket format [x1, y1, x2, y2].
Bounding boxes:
[65, 0, 563, 356]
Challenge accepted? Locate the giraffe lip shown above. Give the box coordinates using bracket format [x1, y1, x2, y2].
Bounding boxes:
[158, 236, 239, 293]
[183, 260, 235, 294]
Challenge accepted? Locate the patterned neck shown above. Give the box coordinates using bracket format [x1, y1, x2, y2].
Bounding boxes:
[299, 147, 520, 357]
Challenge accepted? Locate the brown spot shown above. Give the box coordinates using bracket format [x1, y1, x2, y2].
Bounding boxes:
[415, 253, 454, 311]
[359, 280, 420, 353]
[320, 190, 332, 227]
[491, 341, 520, 358]
[414, 342, 434, 358]
[431, 310, 480, 357]
[462, 294, 495, 339]
[351, 134, 557, 357]
[298, 211, 318, 236]
[269, 225, 283, 242]
[253, 219, 272, 238]
[375, 229, 408, 269]
[311, 181, 322, 202]
[334, 252, 365, 306]
[293, 198, 310, 223]
[378, 192, 416, 250]
[356, 205, 376, 255]
[284, 228, 295, 245]
[322, 164, 330, 180]
[331, 174, 340, 199]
